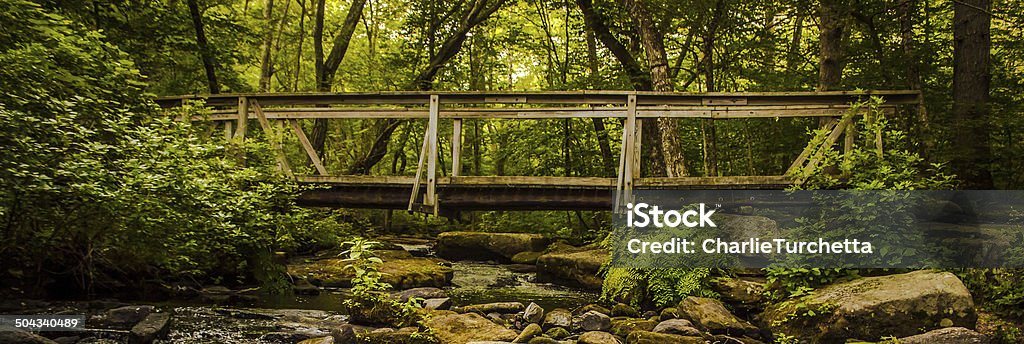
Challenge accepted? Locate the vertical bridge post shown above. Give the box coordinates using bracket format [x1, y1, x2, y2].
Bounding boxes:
[452, 118, 462, 177]
[615, 94, 638, 211]
[426, 95, 440, 212]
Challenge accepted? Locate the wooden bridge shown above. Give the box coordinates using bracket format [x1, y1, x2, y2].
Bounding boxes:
[156, 91, 921, 214]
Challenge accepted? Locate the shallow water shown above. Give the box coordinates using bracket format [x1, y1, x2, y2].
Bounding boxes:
[446, 261, 598, 311]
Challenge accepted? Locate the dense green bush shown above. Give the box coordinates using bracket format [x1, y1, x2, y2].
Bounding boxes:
[0, 0, 346, 294]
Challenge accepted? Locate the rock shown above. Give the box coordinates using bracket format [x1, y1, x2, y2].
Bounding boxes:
[709, 277, 764, 313]
[128, 312, 172, 344]
[513, 323, 543, 343]
[626, 331, 706, 344]
[575, 304, 611, 316]
[659, 308, 679, 320]
[423, 298, 452, 310]
[53, 337, 79, 344]
[712, 335, 765, 344]
[528, 337, 561, 344]
[330, 324, 356, 344]
[424, 312, 518, 344]
[457, 302, 526, 314]
[391, 287, 446, 302]
[578, 331, 621, 344]
[610, 303, 639, 318]
[0, 330, 57, 344]
[536, 248, 607, 290]
[102, 305, 155, 329]
[898, 327, 990, 344]
[759, 270, 977, 342]
[641, 310, 658, 319]
[297, 337, 334, 344]
[288, 253, 453, 289]
[574, 310, 612, 331]
[512, 251, 545, 264]
[437, 232, 550, 261]
[541, 308, 572, 329]
[678, 296, 759, 337]
[544, 326, 570, 339]
[523, 303, 544, 323]
[652, 319, 701, 336]
[293, 278, 321, 295]
[609, 318, 657, 337]
[359, 326, 423, 343]
[715, 214, 780, 242]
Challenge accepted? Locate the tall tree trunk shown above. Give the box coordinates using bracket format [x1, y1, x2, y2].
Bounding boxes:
[294, 0, 306, 91]
[817, 0, 844, 91]
[586, 29, 615, 175]
[187, 0, 220, 94]
[952, 0, 994, 189]
[700, 0, 726, 177]
[310, 0, 368, 161]
[624, 0, 688, 177]
[258, 0, 275, 92]
[900, 0, 930, 159]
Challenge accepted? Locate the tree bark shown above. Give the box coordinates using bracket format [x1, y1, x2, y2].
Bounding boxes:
[310, 0, 368, 160]
[624, 0, 688, 177]
[952, 0, 994, 189]
[586, 29, 615, 175]
[187, 0, 220, 94]
[258, 0, 275, 92]
[700, 0, 726, 177]
[817, 0, 844, 91]
[575, 0, 650, 91]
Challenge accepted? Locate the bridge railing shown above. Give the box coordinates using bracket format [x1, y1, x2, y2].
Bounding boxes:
[157, 91, 922, 213]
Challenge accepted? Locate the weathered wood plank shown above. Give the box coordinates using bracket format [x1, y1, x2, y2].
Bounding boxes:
[425, 95, 439, 207]
[452, 119, 462, 177]
[289, 119, 328, 175]
[251, 100, 292, 176]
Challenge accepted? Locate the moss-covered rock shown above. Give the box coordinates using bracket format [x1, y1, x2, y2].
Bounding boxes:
[759, 270, 977, 342]
[709, 277, 765, 314]
[287, 250, 453, 289]
[678, 296, 759, 338]
[626, 330, 705, 344]
[536, 247, 608, 290]
[423, 312, 517, 344]
[436, 232, 549, 261]
[512, 251, 545, 264]
[609, 318, 657, 337]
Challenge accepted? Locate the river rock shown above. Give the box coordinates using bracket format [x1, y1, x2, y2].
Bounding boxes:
[424, 312, 518, 343]
[330, 324, 356, 344]
[574, 310, 612, 331]
[709, 277, 764, 314]
[678, 296, 759, 337]
[512, 251, 545, 264]
[626, 330, 705, 344]
[293, 278, 321, 295]
[0, 330, 57, 344]
[652, 319, 701, 336]
[542, 308, 572, 329]
[287, 251, 453, 289]
[391, 287, 446, 302]
[527, 338, 561, 344]
[578, 331, 621, 344]
[513, 323, 543, 343]
[610, 318, 657, 337]
[545, 326, 570, 339]
[714, 214, 780, 241]
[456, 302, 525, 314]
[523, 302, 544, 323]
[536, 247, 607, 290]
[659, 307, 680, 320]
[610, 303, 638, 317]
[437, 232, 550, 261]
[423, 298, 452, 310]
[898, 327, 990, 344]
[759, 270, 977, 342]
[128, 312, 171, 344]
[575, 304, 611, 316]
[101, 305, 155, 329]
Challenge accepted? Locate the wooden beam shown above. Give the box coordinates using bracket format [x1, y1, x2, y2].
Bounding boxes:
[623, 94, 637, 205]
[426, 95, 439, 208]
[801, 115, 853, 177]
[234, 97, 248, 141]
[223, 121, 233, 140]
[787, 118, 838, 175]
[452, 119, 462, 177]
[252, 100, 292, 176]
[408, 124, 429, 211]
[289, 119, 328, 175]
[294, 175, 790, 188]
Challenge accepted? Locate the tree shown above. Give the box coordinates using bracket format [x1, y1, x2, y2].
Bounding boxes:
[187, 0, 220, 94]
[817, 0, 845, 91]
[952, 0, 994, 189]
[310, 0, 369, 157]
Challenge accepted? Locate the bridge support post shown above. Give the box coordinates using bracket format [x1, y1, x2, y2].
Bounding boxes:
[452, 119, 462, 177]
[426, 95, 440, 214]
[615, 94, 638, 211]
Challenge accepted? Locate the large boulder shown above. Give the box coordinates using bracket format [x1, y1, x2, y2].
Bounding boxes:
[424, 312, 517, 344]
[436, 232, 550, 261]
[536, 247, 608, 290]
[678, 297, 759, 337]
[898, 327, 990, 344]
[714, 214, 779, 242]
[288, 250, 453, 289]
[759, 270, 977, 342]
